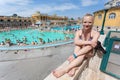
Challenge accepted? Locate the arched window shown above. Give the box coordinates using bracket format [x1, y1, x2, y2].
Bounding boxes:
[109, 13, 116, 19]
[0, 19, 4, 22]
[24, 20, 26, 22]
[13, 19, 17, 22]
[98, 14, 102, 19]
[116, 1, 120, 6]
[7, 19, 11, 22]
[19, 20, 22, 22]
[28, 20, 31, 22]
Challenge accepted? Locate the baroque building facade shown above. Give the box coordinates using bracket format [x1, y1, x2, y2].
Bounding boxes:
[0, 14, 32, 30]
[94, 0, 120, 28]
[0, 12, 81, 30]
[31, 11, 68, 26]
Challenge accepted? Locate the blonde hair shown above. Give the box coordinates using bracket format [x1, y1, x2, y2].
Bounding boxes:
[82, 13, 94, 22]
[84, 13, 93, 17]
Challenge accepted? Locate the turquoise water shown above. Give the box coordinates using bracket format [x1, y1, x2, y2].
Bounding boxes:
[0, 28, 75, 45]
[51, 25, 80, 30]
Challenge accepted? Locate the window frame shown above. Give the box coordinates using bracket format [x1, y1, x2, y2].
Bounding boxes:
[100, 37, 120, 79]
[98, 14, 102, 19]
[109, 13, 116, 19]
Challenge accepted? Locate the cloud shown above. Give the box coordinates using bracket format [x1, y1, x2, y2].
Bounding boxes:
[0, 0, 34, 16]
[81, 0, 98, 7]
[53, 3, 79, 11]
[35, 3, 78, 13]
[0, 0, 33, 5]
[0, 1, 79, 17]
[17, 3, 79, 17]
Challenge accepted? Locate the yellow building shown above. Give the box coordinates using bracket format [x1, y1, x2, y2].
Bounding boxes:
[31, 11, 68, 26]
[94, 0, 120, 29]
[94, 7, 120, 28]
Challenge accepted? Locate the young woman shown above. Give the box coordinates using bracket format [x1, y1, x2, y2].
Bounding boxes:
[53, 13, 100, 78]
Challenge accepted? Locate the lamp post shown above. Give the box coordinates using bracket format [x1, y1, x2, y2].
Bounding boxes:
[100, 9, 108, 35]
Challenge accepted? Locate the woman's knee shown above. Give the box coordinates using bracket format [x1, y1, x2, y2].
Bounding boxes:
[85, 45, 93, 50]
[76, 55, 85, 60]
[85, 51, 94, 58]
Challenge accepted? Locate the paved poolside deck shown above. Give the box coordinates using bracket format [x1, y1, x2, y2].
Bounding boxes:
[0, 43, 74, 80]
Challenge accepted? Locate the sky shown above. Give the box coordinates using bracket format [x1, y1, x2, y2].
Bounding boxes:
[0, 0, 109, 19]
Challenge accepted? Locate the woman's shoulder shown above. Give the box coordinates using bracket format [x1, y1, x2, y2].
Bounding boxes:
[75, 29, 82, 36]
[91, 30, 100, 36]
[76, 29, 82, 33]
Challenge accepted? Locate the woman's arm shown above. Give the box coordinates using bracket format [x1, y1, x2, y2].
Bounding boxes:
[74, 31, 100, 57]
[89, 31, 100, 48]
[74, 30, 92, 46]
[74, 30, 100, 48]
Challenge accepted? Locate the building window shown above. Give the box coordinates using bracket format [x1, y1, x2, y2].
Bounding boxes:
[98, 14, 102, 19]
[0, 19, 3, 22]
[7, 19, 11, 22]
[100, 31, 120, 79]
[19, 20, 22, 22]
[109, 13, 116, 19]
[116, 1, 120, 6]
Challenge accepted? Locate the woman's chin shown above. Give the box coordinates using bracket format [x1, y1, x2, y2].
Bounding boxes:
[84, 28, 90, 30]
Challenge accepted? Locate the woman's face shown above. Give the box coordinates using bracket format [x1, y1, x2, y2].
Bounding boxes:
[82, 16, 94, 30]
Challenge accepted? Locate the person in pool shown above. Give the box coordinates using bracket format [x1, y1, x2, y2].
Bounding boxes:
[52, 13, 100, 78]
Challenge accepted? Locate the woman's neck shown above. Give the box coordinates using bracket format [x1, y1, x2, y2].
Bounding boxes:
[82, 29, 92, 41]
[82, 29, 91, 34]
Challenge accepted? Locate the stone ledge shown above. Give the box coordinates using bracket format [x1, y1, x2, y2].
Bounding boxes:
[44, 60, 88, 80]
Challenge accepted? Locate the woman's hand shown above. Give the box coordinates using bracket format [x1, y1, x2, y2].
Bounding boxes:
[67, 55, 75, 62]
[90, 41, 97, 48]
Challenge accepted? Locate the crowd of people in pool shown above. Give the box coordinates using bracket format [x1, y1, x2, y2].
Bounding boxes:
[0, 26, 79, 47]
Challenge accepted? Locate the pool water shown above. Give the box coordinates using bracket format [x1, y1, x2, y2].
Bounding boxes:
[51, 25, 80, 30]
[0, 28, 74, 45]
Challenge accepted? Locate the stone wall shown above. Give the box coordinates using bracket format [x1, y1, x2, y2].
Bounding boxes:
[78, 52, 118, 80]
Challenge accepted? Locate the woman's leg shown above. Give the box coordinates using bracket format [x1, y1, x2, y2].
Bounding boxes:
[67, 45, 93, 77]
[74, 45, 93, 57]
[53, 55, 85, 78]
[77, 45, 93, 56]
[67, 67, 79, 77]
[74, 45, 82, 55]
[53, 45, 93, 78]
[85, 49, 94, 58]
[67, 45, 82, 76]
[67, 45, 82, 62]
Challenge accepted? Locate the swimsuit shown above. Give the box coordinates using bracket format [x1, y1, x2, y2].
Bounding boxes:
[79, 30, 93, 47]
[79, 35, 93, 41]
[79, 30, 93, 41]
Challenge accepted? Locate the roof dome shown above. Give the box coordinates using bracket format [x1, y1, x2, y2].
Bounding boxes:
[32, 11, 41, 16]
